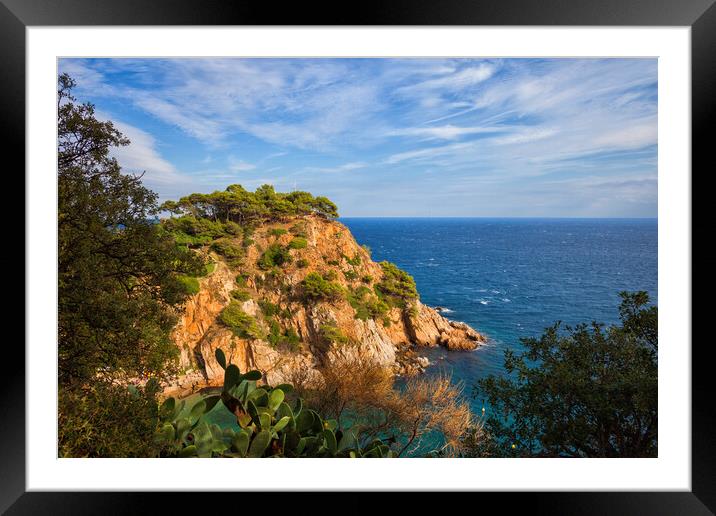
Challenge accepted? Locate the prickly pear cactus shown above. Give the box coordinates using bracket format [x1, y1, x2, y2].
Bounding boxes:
[155, 348, 393, 458]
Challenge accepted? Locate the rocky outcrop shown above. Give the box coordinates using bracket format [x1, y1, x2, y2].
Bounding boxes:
[164, 215, 485, 397]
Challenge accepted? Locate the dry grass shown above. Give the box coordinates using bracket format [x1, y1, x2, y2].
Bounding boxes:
[288, 356, 482, 457]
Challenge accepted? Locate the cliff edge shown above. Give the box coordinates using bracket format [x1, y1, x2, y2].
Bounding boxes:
[164, 215, 485, 396]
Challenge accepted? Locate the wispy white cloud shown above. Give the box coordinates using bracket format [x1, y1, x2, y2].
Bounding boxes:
[61, 57, 658, 216]
[388, 125, 506, 141]
[395, 63, 496, 97]
[107, 117, 189, 188]
[227, 157, 256, 172]
[303, 162, 369, 173]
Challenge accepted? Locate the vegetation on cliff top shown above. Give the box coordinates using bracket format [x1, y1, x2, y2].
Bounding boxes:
[160, 183, 339, 224]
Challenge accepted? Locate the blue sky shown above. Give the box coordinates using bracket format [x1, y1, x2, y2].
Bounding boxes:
[59, 58, 657, 217]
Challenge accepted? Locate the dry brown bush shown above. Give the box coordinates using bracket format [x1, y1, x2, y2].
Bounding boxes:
[288, 356, 482, 457]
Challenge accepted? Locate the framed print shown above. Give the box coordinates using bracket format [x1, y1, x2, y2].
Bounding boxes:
[4, 0, 712, 513]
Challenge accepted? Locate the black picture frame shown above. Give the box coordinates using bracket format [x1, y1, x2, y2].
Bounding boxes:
[4, 0, 710, 513]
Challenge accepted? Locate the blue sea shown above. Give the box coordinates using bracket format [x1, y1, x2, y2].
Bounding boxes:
[340, 217, 658, 412]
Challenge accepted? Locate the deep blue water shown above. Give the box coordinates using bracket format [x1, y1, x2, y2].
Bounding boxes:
[340, 217, 658, 409]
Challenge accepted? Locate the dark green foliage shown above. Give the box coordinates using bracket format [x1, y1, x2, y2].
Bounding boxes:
[59, 380, 162, 458]
[267, 319, 302, 351]
[475, 292, 658, 458]
[301, 272, 344, 303]
[241, 225, 256, 248]
[177, 275, 200, 295]
[281, 328, 301, 351]
[343, 253, 361, 266]
[162, 184, 339, 225]
[361, 274, 373, 284]
[269, 227, 288, 237]
[230, 289, 252, 302]
[162, 215, 227, 242]
[169, 230, 212, 248]
[220, 301, 264, 339]
[257, 243, 292, 270]
[296, 258, 309, 268]
[343, 269, 358, 281]
[327, 259, 340, 266]
[348, 286, 389, 322]
[203, 262, 216, 275]
[235, 273, 249, 286]
[267, 318, 282, 346]
[210, 238, 243, 266]
[289, 222, 308, 237]
[223, 220, 242, 236]
[319, 323, 349, 346]
[288, 237, 308, 249]
[258, 300, 280, 317]
[375, 261, 418, 308]
[156, 352, 392, 457]
[58, 74, 204, 387]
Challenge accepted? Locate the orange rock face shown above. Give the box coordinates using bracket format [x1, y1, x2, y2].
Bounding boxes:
[166, 215, 485, 396]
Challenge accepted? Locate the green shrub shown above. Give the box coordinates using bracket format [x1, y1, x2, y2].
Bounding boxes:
[361, 274, 373, 284]
[235, 273, 249, 286]
[281, 328, 301, 351]
[211, 239, 243, 266]
[267, 318, 282, 346]
[268, 228, 288, 238]
[289, 222, 307, 237]
[343, 253, 361, 266]
[301, 272, 344, 303]
[163, 215, 226, 240]
[376, 261, 418, 308]
[266, 321, 301, 351]
[204, 262, 216, 275]
[296, 258, 309, 268]
[258, 243, 292, 270]
[171, 231, 212, 248]
[223, 220, 242, 236]
[230, 289, 252, 302]
[220, 301, 264, 339]
[323, 270, 338, 281]
[319, 323, 349, 346]
[343, 270, 358, 281]
[288, 237, 308, 250]
[59, 381, 162, 458]
[327, 259, 340, 266]
[259, 300, 280, 317]
[177, 275, 200, 295]
[242, 225, 256, 248]
[348, 286, 390, 322]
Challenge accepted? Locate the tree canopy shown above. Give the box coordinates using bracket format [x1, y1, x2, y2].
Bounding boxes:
[160, 184, 339, 225]
[475, 292, 658, 458]
[58, 72, 203, 386]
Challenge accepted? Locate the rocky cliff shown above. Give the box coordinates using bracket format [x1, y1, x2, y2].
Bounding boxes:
[164, 215, 485, 397]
